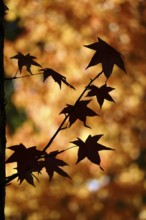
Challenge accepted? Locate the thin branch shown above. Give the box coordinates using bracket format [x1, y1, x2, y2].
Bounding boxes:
[42, 70, 103, 153]
[4, 72, 42, 80]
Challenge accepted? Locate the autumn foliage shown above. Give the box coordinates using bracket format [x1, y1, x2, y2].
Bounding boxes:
[5, 36, 125, 187]
[3, 0, 146, 220]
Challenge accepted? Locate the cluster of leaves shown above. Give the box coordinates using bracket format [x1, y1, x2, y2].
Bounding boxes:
[5, 37, 126, 186]
[10, 53, 75, 89]
[6, 144, 70, 186]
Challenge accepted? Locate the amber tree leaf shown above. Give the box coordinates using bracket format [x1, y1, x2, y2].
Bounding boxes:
[84, 37, 126, 78]
[60, 100, 98, 128]
[11, 52, 42, 74]
[86, 84, 115, 108]
[71, 135, 114, 170]
[40, 68, 75, 89]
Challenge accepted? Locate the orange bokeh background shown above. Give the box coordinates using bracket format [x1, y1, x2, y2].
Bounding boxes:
[4, 0, 146, 219]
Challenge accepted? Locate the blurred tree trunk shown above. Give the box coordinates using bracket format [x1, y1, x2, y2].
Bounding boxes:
[0, 1, 6, 219]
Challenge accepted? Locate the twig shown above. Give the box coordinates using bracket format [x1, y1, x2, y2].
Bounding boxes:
[4, 72, 42, 80]
[42, 70, 103, 152]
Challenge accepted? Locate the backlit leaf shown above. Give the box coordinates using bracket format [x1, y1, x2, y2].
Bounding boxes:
[40, 68, 75, 89]
[71, 135, 114, 170]
[40, 151, 70, 181]
[86, 84, 115, 108]
[60, 100, 98, 128]
[11, 52, 42, 74]
[6, 144, 42, 185]
[85, 37, 126, 78]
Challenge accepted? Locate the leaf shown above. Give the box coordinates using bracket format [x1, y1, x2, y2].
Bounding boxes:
[18, 171, 36, 186]
[11, 52, 42, 74]
[41, 151, 70, 181]
[60, 100, 98, 128]
[6, 144, 42, 185]
[86, 84, 115, 108]
[84, 37, 126, 78]
[39, 68, 75, 89]
[71, 135, 114, 170]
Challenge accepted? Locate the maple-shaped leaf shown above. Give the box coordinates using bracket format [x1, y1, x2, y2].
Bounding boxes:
[6, 144, 42, 186]
[71, 135, 114, 170]
[40, 151, 70, 181]
[17, 170, 39, 186]
[60, 100, 98, 128]
[84, 37, 126, 78]
[11, 52, 42, 74]
[39, 68, 75, 89]
[86, 84, 115, 108]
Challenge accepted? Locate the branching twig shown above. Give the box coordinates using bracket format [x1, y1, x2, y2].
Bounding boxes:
[4, 70, 103, 186]
[42, 70, 103, 152]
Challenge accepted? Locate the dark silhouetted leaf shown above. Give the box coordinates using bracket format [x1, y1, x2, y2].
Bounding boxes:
[85, 37, 126, 78]
[11, 52, 42, 74]
[40, 151, 70, 181]
[71, 135, 114, 170]
[86, 84, 115, 108]
[6, 144, 42, 186]
[17, 170, 39, 186]
[60, 100, 98, 128]
[40, 68, 75, 89]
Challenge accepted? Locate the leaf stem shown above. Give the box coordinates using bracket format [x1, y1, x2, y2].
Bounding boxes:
[2, 173, 18, 186]
[14, 68, 19, 77]
[42, 70, 103, 152]
[42, 146, 78, 157]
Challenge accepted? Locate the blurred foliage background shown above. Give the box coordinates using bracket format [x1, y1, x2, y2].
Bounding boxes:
[4, 0, 146, 219]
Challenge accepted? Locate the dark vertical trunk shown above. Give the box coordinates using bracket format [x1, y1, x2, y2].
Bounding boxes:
[0, 1, 6, 219]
